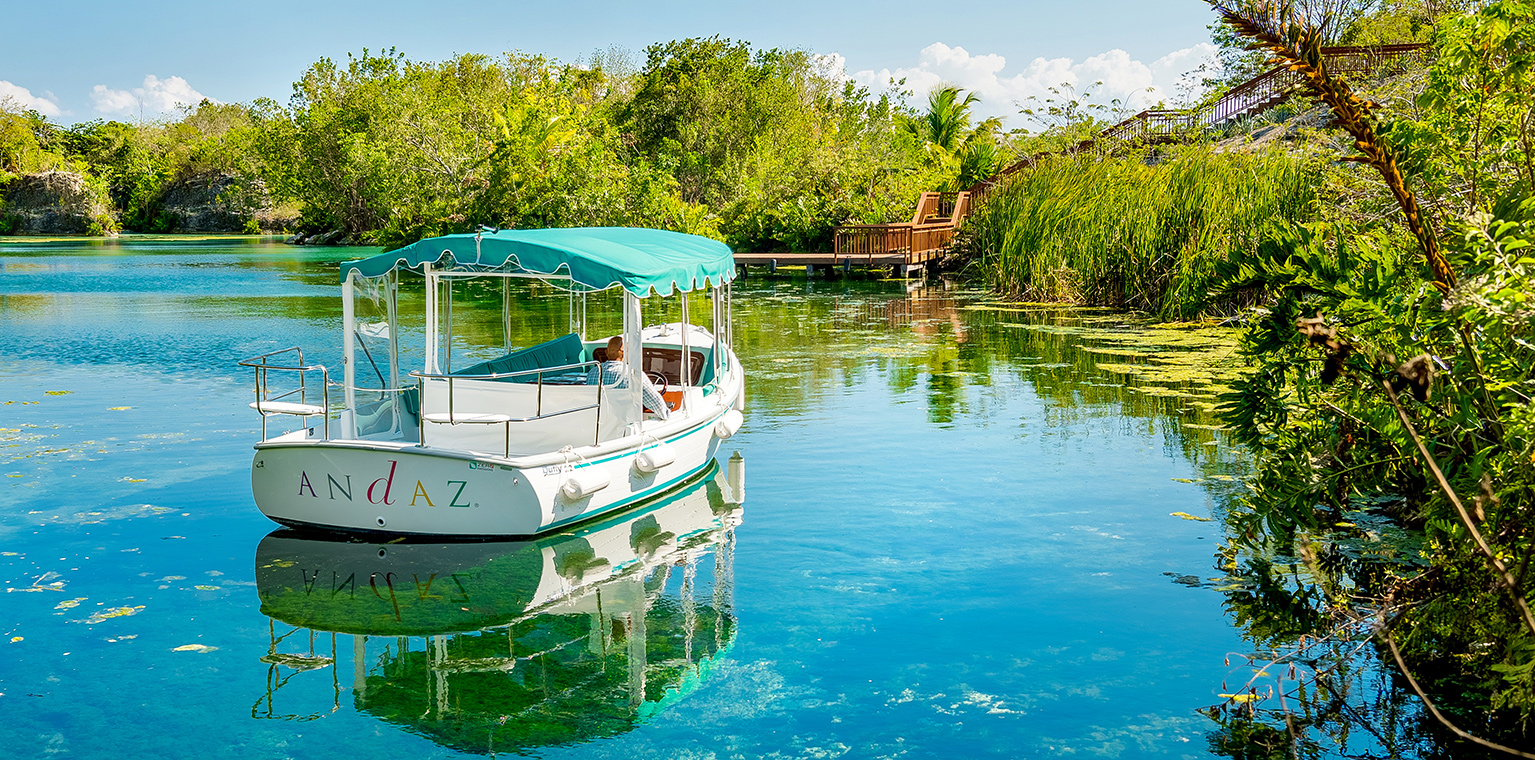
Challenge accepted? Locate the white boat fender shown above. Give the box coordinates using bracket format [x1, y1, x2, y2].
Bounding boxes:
[634, 443, 677, 474]
[560, 468, 610, 500]
[715, 409, 744, 439]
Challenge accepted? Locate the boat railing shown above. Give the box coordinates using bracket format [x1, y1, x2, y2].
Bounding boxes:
[408, 359, 609, 456]
[238, 347, 333, 441]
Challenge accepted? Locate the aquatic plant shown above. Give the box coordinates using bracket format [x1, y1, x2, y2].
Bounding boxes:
[953, 145, 1322, 320]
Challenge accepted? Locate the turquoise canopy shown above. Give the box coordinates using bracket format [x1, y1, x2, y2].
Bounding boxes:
[340, 227, 735, 296]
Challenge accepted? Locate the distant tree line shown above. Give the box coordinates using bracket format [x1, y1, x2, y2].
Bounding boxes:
[0, 39, 1018, 250]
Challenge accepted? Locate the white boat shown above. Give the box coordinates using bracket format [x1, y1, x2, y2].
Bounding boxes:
[240, 227, 745, 536]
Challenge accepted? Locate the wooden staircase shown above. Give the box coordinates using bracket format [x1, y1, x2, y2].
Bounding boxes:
[833, 43, 1427, 265]
[830, 190, 971, 270]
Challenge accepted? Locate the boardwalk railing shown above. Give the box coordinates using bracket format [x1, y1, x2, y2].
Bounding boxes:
[832, 191, 970, 266]
[833, 43, 1426, 268]
[975, 43, 1428, 197]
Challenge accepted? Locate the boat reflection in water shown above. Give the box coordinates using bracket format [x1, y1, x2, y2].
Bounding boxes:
[252, 455, 744, 753]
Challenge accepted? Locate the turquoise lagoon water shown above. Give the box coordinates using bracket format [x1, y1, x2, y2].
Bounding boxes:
[0, 237, 1253, 758]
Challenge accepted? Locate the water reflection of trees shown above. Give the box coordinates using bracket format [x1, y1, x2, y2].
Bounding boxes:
[721, 280, 1450, 756]
[725, 281, 1245, 480]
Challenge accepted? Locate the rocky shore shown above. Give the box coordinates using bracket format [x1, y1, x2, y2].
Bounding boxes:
[1, 170, 296, 236]
[1, 171, 116, 235]
[155, 173, 295, 233]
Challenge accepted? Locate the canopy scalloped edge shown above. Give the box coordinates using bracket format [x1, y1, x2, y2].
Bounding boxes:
[339, 227, 736, 297]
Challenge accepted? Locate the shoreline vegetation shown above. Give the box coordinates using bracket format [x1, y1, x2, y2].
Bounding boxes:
[1193, 1, 1535, 756]
[955, 146, 1322, 320]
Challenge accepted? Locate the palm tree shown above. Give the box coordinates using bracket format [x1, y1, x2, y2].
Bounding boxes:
[904, 86, 1005, 190]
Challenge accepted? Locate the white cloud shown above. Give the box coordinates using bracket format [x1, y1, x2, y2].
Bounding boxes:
[814, 52, 848, 81]
[853, 42, 1219, 128]
[0, 80, 62, 117]
[90, 75, 214, 117]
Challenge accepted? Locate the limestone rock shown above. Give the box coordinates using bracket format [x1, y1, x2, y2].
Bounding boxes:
[1, 171, 115, 235]
[156, 173, 294, 233]
[304, 229, 346, 246]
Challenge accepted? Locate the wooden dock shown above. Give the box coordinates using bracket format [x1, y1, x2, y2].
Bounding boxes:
[732, 252, 924, 276]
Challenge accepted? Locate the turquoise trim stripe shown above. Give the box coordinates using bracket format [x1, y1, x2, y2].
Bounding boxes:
[573, 406, 730, 468]
[539, 458, 719, 533]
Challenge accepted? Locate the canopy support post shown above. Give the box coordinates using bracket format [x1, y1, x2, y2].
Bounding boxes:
[501, 278, 510, 353]
[386, 271, 401, 436]
[443, 279, 453, 374]
[342, 272, 357, 439]
[680, 290, 690, 415]
[423, 264, 438, 374]
[623, 291, 643, 431]
[712, 284, 722, 380]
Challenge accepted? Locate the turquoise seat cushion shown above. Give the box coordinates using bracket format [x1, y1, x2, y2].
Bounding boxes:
[453, 333, 587, 383]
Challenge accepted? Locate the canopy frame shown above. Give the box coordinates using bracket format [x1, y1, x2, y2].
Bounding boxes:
[338, 228, 738, 445]
[340, 227, 737, 298]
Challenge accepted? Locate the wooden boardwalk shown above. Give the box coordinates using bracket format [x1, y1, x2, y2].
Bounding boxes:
[971, 43, 1428, 200]
[733, 251, 920, 275]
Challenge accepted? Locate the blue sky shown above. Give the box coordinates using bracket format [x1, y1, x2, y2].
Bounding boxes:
[0, 0, 1219, 126]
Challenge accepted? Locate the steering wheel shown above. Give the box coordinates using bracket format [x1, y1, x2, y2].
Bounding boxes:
[646, 371, 669, 394]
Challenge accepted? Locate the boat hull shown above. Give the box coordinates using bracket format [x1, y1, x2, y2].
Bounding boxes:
[251, 405, 730, 537]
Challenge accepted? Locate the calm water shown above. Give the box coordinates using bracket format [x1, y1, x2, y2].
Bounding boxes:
[0, 237, 1253, 759]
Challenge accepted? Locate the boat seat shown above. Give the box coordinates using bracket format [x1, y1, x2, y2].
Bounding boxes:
[454, 333, 586, 382]
[249, 401, 326, 416]
[593, 346, 711, 386]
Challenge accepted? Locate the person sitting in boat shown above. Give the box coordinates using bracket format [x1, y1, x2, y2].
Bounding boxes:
[592, 336, 670, 420]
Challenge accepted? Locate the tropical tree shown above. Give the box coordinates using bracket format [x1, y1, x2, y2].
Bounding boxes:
[0, 99, 60, 177]
[621, 37, 936, 251]
[903, 86, 1005, 190]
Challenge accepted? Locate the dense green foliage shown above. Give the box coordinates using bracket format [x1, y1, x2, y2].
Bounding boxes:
[0, 99, 258, 234]
[901, 86, 1006, 190]
[4, 39, 964, 249]
[1196, 0, 1535, 753]
[245, 49, 701, 247]
[955, 146, 1321, 319]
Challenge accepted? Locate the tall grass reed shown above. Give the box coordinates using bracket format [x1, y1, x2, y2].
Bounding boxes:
[957, 146, 1320, 319]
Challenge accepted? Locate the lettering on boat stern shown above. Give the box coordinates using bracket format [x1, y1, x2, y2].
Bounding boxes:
[289, 459, 482, 508]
